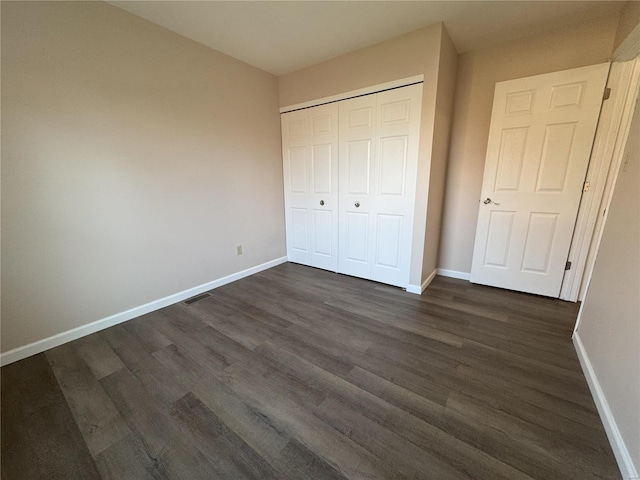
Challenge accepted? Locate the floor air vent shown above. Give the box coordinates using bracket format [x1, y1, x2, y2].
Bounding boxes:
[183, 293, 211, 305]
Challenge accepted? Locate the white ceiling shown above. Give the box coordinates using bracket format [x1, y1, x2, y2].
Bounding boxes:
[109, 1, 625, 76]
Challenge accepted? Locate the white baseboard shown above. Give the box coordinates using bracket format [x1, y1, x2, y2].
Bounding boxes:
[573, 333, 638, 480]
[406, 268, 438, 295]
[436, 268, 471, 281]
[0, 257, 288, 367]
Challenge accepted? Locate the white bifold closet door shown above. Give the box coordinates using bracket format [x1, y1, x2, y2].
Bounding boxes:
[282, 103, 339, 271]
[281, 83, 422, 289]
[338, 84, 423, 287]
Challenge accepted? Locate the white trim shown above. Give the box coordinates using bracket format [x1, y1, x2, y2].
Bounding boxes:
[0, 257, 288, 367]
[406, 268, 437, 295]
[561, 59, 640, 302]
[279, 75, 424, 113]
[436, 268, 471, 281]
[423, 268, 438, 291]
[575, 57, 640, 304]
[573, 333, 639, 480]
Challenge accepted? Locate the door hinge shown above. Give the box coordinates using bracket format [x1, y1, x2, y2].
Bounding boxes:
[583, 180, 590, 192]
[565, 261, 572, 271]
[603, 87, 611, 101]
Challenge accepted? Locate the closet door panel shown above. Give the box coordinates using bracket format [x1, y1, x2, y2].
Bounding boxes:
[339, 95, 377, 280]
[282, 110, 311, 265]
[371, 84, 422, 287]
[282, 104, 339, 271]
[308, 104, 339, 271]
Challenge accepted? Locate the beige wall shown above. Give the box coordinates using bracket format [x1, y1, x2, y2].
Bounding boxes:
[613, 1, 640, 54]
[576, 92, 639, 476]
[422, 27, 457, 281]
[279, 24, 449, 286]
[278, 26, 440, 108]
[1, 2, 285, 353]
[438, 16, 619, 274]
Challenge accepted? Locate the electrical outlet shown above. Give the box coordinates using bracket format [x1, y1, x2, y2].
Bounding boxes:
[236, 245, 243, 255]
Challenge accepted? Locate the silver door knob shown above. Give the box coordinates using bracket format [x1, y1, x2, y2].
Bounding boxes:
[483, 197, 500, 205]
[319, 200, 325, 206]
[354, 201, 360, 208]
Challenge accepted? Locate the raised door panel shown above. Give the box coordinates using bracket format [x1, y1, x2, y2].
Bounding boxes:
[346, 140, 372, 195]
[313, 209, 333, 257]
[287, 118, 306, 139]
[378, 136, 408, 196]
[505, 90, 536, 116]
[494, 127, 528, 192]
[374, 214, 403, 269]
[535, 122, 577, 192]
[288, 146, 307, 193]
[311, 144, 332, 194]
[345, 212, 369, 263]
[520, 212, 559, 273]
[482, 211, 515, 268]
[290, 208, 309, 252]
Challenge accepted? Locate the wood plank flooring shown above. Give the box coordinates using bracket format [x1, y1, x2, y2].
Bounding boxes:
[1, 263, 621, 479]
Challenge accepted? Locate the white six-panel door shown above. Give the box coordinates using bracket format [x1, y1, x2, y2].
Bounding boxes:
[282, 103, 339, 271]
[338, 84, 423, 287]
[470, 63, 609, 297]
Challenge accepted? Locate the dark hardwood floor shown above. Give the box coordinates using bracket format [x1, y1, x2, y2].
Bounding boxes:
[1, 263, 621, 479]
